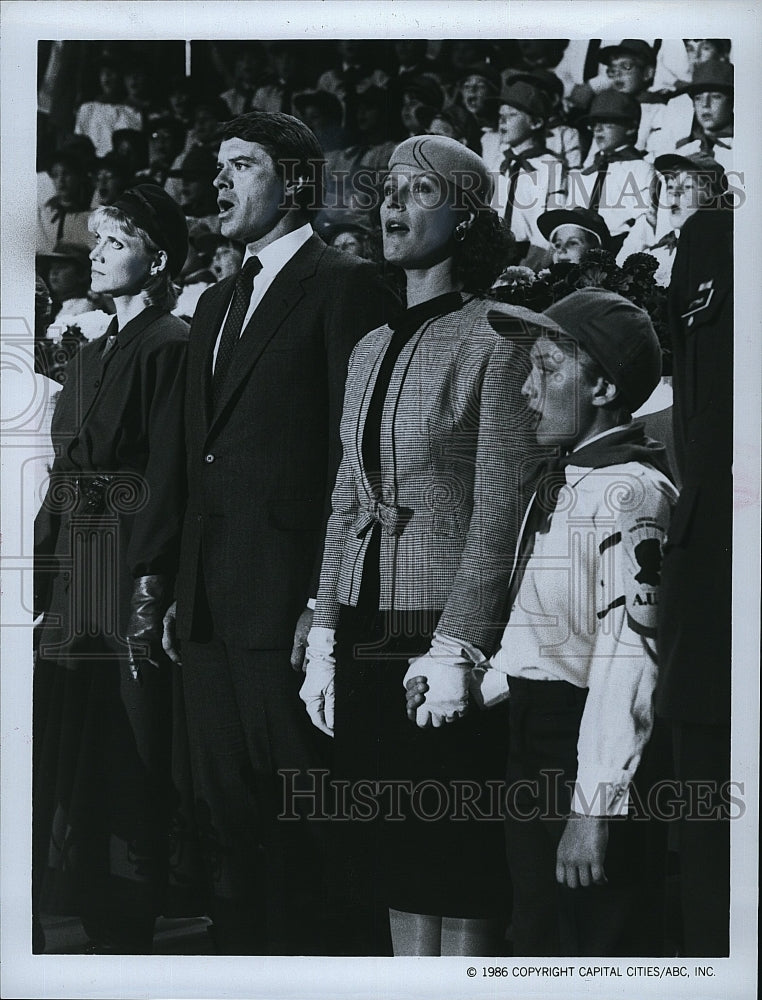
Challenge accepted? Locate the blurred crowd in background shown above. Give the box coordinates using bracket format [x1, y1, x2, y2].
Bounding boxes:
[35, 37, 734, 370]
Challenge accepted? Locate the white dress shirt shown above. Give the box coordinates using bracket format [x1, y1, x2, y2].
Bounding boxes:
[212, 222, 313, 371]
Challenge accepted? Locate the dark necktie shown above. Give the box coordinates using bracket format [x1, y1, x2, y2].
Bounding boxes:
[504, 424, 673, 615]
[212, 255, 262, 410]
[648, 231, 678, 253]
[589, 151, 609, 211]
[501, 155, 526, 231]
[504, 456, 567, 614]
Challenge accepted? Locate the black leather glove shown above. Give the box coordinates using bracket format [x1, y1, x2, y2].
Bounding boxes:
[126, 575, 170, 682]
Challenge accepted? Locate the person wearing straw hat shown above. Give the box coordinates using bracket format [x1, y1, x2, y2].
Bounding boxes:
[33, 184, 197, 954]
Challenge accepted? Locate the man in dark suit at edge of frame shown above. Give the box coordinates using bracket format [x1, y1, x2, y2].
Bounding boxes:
[163, 110, 398, 955]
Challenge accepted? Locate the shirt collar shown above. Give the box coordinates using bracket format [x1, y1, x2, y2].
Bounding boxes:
[570, 423, 633, 454]
[242, 223, 313, 275]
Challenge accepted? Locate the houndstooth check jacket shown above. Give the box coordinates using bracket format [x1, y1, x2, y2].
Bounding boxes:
[312, 295, 545, 655]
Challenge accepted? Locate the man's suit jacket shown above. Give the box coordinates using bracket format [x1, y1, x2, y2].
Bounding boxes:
[312, 296, 540, 655]
[175, 233, 397, 649]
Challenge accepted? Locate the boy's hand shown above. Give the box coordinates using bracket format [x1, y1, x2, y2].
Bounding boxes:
[555, 814, 609, 889]
[405, 675, 429, 722]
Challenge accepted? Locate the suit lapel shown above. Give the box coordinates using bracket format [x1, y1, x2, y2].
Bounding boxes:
[206, 235, 325, 438]
[195, 277, 235, 430]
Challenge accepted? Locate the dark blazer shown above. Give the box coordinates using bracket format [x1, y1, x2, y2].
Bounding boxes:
[656, 206, 733, 725]
[35, 307, 189, 660]
[175, 233, 398, 649]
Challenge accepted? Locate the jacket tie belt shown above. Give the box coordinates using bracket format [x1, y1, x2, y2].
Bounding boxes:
[354, 496, 412, 537]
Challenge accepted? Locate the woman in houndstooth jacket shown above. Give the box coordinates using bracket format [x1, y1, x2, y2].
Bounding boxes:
[301, 136, 546, 956]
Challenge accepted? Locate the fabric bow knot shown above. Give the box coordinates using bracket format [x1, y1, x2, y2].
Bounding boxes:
[355, 496, 412, 537]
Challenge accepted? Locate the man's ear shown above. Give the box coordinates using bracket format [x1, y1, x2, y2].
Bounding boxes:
[284, 175, 306, 202]
[643, 64, 655, 87]
[590, 375, 620, 407]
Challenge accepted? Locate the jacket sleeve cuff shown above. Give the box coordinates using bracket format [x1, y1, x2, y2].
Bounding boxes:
[433, 631, 488, 666]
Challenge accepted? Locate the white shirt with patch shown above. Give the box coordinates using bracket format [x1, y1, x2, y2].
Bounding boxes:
[490, 458, 678, 816]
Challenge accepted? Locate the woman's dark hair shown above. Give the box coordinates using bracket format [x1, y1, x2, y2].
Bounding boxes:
[453, 208, 515, 294]
[217, 111, 325, 216]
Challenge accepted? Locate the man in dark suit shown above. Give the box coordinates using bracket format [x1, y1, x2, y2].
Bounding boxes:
[163, 111, 397, 955]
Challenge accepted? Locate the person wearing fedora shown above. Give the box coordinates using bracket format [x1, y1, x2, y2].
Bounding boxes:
[536, 206, 615, 265]
[504, 68, 584, 169]
[485, 79, 567, 269]
[407, 289, 678, 956]
[671, 60, 734, 171]
[166, 145, 221, 228]
[654, 43, 732, 158]
[598, 40, 667, 159]
[33, 185, 198, 954]
[36, 241, 97, 325]
[37, 149, 96, 253]
[568, 90, 655, 264]
[161, 110, 397, 955]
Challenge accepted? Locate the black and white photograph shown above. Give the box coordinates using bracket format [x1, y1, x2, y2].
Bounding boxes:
[1, 2, 759, 998]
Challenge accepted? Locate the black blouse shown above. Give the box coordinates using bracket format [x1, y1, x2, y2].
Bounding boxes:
[361, 291, 464, 491]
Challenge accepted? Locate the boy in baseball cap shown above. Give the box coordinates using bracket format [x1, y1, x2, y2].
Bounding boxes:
[407, 288, 677, 955]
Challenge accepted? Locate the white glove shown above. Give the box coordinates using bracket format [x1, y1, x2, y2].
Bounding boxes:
[469, 666, 511, 709]
[299, 626, 336, 737]
[403, 633, 485, 728]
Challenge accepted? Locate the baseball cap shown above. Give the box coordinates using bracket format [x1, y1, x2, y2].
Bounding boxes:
[542, 289, 662, 412]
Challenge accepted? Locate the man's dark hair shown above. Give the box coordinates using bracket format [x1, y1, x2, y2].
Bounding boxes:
[218, 111, 326, 216]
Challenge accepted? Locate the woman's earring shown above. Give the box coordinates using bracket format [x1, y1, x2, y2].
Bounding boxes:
[454, 220, 469, 242]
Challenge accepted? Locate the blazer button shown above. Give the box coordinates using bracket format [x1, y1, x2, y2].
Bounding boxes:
[93, 379, 100, 388]
[204, 453, 215, 464]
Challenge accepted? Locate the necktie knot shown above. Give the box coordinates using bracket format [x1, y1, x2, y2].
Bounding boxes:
[238, 255, 263, 291]
[594, 150, 609, 169]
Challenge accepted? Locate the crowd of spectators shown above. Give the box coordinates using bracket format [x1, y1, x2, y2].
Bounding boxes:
[35, 37, 734, 349]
